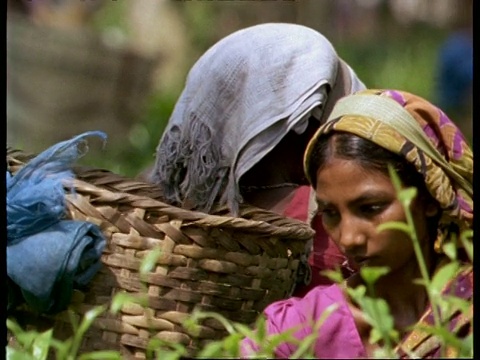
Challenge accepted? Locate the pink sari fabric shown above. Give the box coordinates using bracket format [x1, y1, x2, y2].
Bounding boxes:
[240, 284, 366, 358]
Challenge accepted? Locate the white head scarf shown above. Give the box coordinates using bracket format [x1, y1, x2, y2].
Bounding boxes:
[150, 23, 365, 214]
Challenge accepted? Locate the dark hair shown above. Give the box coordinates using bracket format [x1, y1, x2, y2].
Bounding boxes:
[307, 132, 430, 193]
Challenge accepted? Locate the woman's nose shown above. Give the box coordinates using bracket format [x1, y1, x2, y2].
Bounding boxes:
[336, 216, 367, 256]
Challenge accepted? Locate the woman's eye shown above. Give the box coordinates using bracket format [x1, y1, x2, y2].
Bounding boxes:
[319, 208, 340, 223]
[359, 203, 385, 216]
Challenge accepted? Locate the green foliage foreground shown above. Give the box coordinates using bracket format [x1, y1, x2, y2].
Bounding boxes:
[6, 170, 473, 359]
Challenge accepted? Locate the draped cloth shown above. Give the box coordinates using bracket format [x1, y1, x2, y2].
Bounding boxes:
[304, 89, 473, 251]
[150, 22, 365, 214]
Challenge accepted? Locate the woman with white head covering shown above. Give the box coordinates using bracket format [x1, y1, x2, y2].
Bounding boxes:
[149, 22, 366, 294]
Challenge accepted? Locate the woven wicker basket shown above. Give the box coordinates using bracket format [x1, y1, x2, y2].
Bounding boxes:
[7, 148, 314, 358]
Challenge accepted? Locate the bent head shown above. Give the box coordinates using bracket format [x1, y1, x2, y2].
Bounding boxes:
[151, 23, 365, 214]
[304, 89, 473, 269]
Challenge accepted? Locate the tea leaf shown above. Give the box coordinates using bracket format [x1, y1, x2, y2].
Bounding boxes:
[31, 329, 53, 360]
[78, 350, 124, 360]
[6, 320, 37, 349]
[110, 292, 148, 314]
[70, 306, 106, 358]
[197, 341, 225, 358]
[442, 242, 457, 261]
[320, 269, 344, 284]
[430, 262, 459, 297]
[346, 285, 367, 303]
[6, 347, 36, 360]
[377, 221, 411, 234]
[397, 187, 417, 207]
[139, 246, 162, 274]
[360, 266, 390, 287]
[222, 332, 243, 356]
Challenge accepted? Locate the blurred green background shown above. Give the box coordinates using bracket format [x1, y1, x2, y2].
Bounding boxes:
[7, 0, 472, 178]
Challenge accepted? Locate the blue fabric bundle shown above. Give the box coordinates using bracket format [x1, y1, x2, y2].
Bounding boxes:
[7, 131, 108, 314]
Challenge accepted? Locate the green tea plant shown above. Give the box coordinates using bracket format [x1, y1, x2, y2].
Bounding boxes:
[381, 165, 472, 357]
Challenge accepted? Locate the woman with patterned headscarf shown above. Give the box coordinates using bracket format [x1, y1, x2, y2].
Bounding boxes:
[240, 89, 473, 358]
[148, 23, 366, 294]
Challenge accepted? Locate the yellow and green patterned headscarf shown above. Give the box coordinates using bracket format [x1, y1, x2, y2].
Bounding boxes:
[304, 89, 473, 251]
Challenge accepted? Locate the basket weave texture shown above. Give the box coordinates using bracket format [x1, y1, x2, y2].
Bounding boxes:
[7, 148, 314, 358]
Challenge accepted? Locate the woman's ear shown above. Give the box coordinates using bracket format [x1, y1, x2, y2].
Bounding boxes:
[425, 201, 440, 217]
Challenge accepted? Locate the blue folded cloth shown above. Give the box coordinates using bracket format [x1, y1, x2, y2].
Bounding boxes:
[7, 131, 108, 314]
[7, 221, 106, 313]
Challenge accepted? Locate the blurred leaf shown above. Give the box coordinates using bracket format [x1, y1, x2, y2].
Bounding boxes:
[6, 320, 37, 349]
[110, 292, 149, 314]
[260, 329, 297, 357]
[442, 295, 471, 317]
[222, 332, 243, 356]
[417, 324, 463, 350]
[365, 298, 394, 330]
[145, 338, 187, 360]
[49, 337, 71, 359]
[140, 246, 162, 274]
[31, 329, 53, 360]
[360, 267, 390, 288]
[388, 165, 403, 192]
[377, 221, 411, 234]
[232, 322, 256, 338]
[458, 333, 473, 357]
[255, 313, 267, 342]
[346, 285, 367, 304]
[78, 350, 123, 360]
[290, 331, 317, 359]
[442, 242, 457, 261]
[197, 341, 225, 358]
[188, 310, 236, 334]
[320, 268, 344, 284]
[68, 309, 80, 334]
[397, 187, 417, 207]
[70, 306, 106, 358]
[80, 306, 106, 334]
[412, 278, 428, 287]
[6, 347, 36, 360]
[430, 262, 459, 297]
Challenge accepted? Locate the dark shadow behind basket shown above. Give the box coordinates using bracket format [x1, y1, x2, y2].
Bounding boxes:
[6, 148, 314, 359]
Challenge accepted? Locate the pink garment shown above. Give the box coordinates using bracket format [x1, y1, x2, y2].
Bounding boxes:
[281, 185, 311, 223]
[240, 284, 367, 358]
[282, 186, 351, 297]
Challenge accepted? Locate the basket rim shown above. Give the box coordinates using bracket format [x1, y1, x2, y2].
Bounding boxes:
[7, 147, 315, 239]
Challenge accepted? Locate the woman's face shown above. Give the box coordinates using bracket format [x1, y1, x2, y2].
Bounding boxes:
[314, 157, 432, 273]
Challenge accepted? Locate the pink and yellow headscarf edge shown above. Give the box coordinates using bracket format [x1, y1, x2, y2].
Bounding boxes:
[304, 89, 473, 249]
